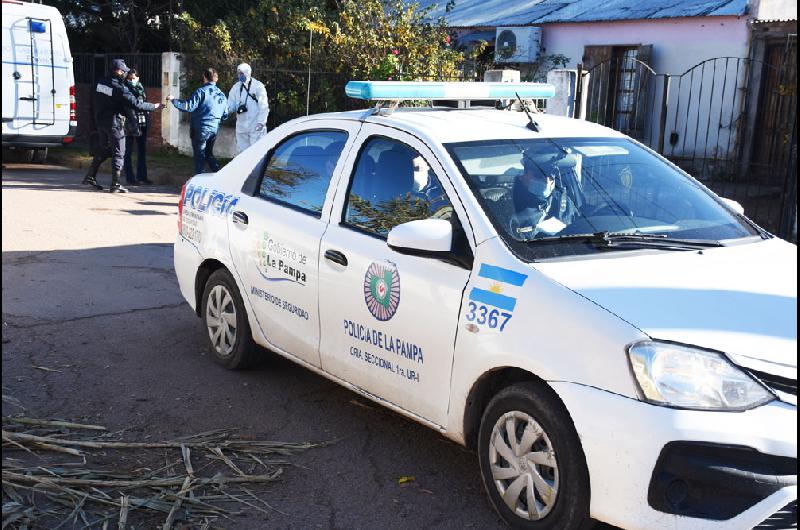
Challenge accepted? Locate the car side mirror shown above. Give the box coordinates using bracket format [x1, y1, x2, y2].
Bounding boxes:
[387, 219, 453, 254]
[721, 197, 745, 215]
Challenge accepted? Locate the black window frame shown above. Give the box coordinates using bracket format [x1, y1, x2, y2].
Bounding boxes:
[241, 128, 349, 219]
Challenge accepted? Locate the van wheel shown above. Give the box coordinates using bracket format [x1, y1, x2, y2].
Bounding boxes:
[478, 382, 592, 529]
[17, 149, 35, 163]
[32, 148, 48, 164]
[201, 269, 258, 369]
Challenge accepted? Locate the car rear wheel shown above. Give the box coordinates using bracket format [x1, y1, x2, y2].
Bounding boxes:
[32, 148, 48, 164]
[201, 269, 259, 369]
[478, 382, 592, 529]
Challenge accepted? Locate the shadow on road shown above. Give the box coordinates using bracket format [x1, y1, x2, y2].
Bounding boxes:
[2, 163, 181, 194]
[2, 243, 179, 328]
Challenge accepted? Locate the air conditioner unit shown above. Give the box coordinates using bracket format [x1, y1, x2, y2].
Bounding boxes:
[494, 27, 542, 63]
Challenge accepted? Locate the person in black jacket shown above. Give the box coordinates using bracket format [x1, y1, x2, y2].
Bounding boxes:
[123, 68, 153, 185]
[82, 59, 161, 193]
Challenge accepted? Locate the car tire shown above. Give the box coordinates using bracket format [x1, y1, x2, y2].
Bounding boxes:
[17, 149, 35, 163]
[32, 148, 48, 164]
[478, 382, 592, 530]
[201, 268, 259, 370]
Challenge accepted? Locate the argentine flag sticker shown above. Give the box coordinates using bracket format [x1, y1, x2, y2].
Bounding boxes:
[469, 264, 528, 312]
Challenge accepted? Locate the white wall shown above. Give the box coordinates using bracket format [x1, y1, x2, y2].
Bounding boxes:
[751, 0, 797, 21]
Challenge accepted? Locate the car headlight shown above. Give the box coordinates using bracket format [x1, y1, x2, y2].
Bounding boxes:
[626, 341, 774, 410]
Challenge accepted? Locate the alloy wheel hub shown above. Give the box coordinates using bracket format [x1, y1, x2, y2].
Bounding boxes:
[488, 410, 560, 521]
[206, 285, 237, 356]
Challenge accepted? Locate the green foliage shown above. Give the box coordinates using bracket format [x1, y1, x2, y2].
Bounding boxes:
[176, 0, 332, 96]
[176, 0, 464, 97]
[43, 0, 171, 53]
[322, 0, 463, 80]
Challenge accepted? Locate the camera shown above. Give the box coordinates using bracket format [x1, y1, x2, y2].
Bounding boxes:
[237, 104, 248, 114]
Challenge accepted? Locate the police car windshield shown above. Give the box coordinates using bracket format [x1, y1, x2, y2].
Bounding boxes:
[446, 137, 759, 258]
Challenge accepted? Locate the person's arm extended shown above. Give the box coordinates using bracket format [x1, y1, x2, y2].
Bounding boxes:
[171, 87, 203, 113]
[120, 84, 158, 112]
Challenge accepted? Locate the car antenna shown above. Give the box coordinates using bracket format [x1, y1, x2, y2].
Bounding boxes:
[515, 92, 540, 132]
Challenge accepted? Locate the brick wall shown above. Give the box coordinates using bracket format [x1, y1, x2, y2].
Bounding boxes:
[74, 83, 164, 150]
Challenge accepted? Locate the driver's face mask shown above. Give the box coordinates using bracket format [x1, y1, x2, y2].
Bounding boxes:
[238, 73, 247, 83]
[528, 176, 555, 200]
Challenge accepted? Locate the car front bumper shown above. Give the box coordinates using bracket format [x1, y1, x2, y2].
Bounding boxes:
[550, 382, 797, 530]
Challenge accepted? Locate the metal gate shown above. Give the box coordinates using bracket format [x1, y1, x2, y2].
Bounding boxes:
[577, 46, 797, 240]
[73, 53, 162, 88]
[579, 54, 659, 146]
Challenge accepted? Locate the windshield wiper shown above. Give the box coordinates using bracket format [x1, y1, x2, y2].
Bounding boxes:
[525, 231, 724, 251]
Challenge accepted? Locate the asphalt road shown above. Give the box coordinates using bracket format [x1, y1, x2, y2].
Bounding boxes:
[2, 164, 619, 530]
[1, 164, 508, 529]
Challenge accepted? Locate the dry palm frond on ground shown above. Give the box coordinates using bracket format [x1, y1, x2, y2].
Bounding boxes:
[2, 405, 321, 529]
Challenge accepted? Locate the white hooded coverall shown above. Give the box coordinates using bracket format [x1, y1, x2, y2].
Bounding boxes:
[228, 71, 269, 153]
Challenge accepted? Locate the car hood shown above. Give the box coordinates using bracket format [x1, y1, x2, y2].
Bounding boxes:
[534, 238, 798, 379]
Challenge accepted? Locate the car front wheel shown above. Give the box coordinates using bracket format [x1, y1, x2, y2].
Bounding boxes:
[201, 269, 258, 369]
[478, 382, 592, 529]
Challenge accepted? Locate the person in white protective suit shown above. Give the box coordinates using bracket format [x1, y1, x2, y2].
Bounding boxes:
[227, 63, 270, 153]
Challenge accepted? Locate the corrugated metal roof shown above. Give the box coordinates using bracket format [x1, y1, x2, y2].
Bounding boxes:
[413, 0, 748, 27]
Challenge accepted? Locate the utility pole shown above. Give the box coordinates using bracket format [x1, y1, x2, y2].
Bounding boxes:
[306, 29, 313, 116]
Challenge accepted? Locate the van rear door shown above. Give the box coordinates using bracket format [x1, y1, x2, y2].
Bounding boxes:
[18, 17, 57, 126]
[2, 3, 73, 140]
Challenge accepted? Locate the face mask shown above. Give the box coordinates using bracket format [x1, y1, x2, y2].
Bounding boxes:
[528, 178, 554, 200]
[129, 80, 140, 86]
[238, 74, 247, 83]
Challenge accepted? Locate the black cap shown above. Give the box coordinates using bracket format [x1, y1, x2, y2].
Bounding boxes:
[111, 59, 129, 74]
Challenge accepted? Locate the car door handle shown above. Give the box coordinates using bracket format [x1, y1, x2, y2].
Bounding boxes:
[324, 249, 348, 267]
[232, 211, 248, 225]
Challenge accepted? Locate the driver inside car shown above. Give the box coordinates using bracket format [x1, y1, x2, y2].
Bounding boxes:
[510, 156, 575, 240]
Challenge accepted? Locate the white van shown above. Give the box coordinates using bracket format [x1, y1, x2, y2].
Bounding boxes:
[2, 0, 76, 162]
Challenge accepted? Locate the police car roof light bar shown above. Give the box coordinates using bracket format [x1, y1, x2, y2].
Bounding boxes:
[345, 81, 556, 102]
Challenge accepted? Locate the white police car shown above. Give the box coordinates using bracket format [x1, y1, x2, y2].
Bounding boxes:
[174, 81, 797, 529]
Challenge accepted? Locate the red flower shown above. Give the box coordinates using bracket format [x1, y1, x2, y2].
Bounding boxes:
[392, 49, 399, 55]
[444, 35, 451, 45]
